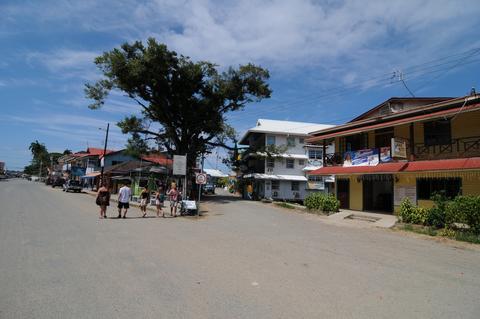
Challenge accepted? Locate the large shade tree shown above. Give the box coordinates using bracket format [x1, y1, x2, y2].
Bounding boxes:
[85, 38, 271, 168]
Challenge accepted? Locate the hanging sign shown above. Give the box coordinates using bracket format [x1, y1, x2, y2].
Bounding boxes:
[173, 155, 187, 175]
[391, 137, 407, 158]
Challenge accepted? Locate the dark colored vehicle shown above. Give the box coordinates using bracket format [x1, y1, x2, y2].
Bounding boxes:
[51, 177, 65, 188]
[203, 183, 215, 194]
[63, 180, 82, 193]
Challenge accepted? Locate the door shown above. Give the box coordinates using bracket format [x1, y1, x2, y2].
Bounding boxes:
[337, 178, 350, 209]
[363, 175, 393, 213]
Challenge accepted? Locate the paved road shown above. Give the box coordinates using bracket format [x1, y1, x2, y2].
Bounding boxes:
[1, 179, 479, 318]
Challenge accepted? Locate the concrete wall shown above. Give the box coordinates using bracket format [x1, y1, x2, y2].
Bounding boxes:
[265, 180, 307, 201]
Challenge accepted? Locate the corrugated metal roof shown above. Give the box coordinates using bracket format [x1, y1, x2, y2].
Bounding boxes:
[240, 119, 334, 145]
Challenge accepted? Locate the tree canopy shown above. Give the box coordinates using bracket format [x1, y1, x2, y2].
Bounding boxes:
[85, 38, 271, 167]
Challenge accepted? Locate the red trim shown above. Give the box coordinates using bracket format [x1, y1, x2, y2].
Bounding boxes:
[307, 102, 480, 142]
[404, 157, 480, 172]
[310, 157, 480, 175]
[310, 162, 407, 175]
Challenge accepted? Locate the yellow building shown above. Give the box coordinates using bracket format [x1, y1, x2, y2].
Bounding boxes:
[307, 94, 480, 213]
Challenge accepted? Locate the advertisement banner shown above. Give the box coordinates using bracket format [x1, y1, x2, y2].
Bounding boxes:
[380, 147, 392, 162]
[343, 149, 379, 167]
[391, 137, 407, 158]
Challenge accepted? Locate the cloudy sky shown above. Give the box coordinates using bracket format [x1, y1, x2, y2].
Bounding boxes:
[1, 0, 480, 171]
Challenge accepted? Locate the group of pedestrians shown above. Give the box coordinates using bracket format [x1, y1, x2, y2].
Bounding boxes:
[96, 181, 181, 219]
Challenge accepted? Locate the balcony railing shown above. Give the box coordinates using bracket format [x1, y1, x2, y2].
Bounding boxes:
[415, 136, 480, 160]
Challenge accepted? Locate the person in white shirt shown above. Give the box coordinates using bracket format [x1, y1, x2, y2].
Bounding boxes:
[117, 181, 132, 218]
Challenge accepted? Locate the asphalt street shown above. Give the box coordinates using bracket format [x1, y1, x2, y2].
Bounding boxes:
[1, 179, 479, 318]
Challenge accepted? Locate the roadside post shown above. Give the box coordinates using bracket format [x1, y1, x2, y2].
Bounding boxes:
[195, 171, 207, 215]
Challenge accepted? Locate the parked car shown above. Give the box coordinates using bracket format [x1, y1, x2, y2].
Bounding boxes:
[203, 183, 215, 194]
[51, 177, 65, 188]
[63, 180, 82, 193]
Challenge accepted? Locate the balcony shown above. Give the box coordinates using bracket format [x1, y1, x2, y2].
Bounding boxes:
[323, 135, 480, 166]
[415, 135, 480, 160]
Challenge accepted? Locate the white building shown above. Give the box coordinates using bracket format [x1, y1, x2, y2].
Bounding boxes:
[239, 119, 335, 201]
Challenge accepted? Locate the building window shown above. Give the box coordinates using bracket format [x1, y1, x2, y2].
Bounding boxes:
[286, 159, 294, 168]
[299, 137, 305, 144]
[345, 133, 368, 151]
[266, 157, 275, 168]
[308, 149, 323, 159]
[424, 120, 451, 146]
[298, 159, 305, 166]
[291, 181, 299, 191]
[308, 175, 322, 182]
[375, 128, 394, 148]
[416, 177, 461, 200]
[287, 136, 296, 147]
[266, 135, 276, 146]
[271, 180, 280, 190]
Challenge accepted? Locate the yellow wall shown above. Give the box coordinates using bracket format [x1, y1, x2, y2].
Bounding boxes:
[393, 170, 480, 212]
[451, 110, 480, 139]
[348, 175, 363, 210]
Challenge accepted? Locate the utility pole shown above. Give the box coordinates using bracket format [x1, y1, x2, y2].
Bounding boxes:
[100, 123, 110, 187]
[197, 153, 205, 215]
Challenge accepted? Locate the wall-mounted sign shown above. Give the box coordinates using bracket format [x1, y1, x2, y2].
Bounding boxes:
[173, 155, 187, 175]
[394, 185, 416, 206]
[391, 137, 407, 158]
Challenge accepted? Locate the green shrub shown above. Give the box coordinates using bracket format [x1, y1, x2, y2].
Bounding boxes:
[446, 195, 480, 234]
[399, 198, 427, 224]
[304, 193, 339, 214]
[424, 194, 448, 228]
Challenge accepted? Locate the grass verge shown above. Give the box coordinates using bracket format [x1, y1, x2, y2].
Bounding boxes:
[400, 224, 480, 244]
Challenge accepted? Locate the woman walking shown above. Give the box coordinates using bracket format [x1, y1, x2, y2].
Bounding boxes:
[96, 184, 110, 219]
[155, 186, 165, 218]
[140, 187, 150, 217]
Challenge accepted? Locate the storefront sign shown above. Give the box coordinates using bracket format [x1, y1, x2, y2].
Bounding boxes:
[391, 137, 407, 158]
[343, 148, 379, 167]
[173, 155, 187, 175]
[307, 181, 325, 190]
[394, 185, 417, 206]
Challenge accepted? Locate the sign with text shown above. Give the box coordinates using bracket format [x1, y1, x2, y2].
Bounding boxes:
[343, 149, 379, 167]
[380, 147, 392, 162]
[173, 155, 187, 175]
[391, 137, 407, 158]
[394, 185, 417, 206]
[196, 173, 207, 185]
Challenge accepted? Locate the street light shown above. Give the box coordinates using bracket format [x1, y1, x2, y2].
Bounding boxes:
[99, 123, 110, 187]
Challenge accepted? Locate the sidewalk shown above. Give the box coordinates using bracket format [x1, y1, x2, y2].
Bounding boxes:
[324, 209, 397, 229]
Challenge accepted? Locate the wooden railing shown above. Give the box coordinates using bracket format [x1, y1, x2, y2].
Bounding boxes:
[415, 136, 480, 160]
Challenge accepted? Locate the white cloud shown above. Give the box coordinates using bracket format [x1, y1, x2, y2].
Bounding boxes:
[25, 49, 99, 80]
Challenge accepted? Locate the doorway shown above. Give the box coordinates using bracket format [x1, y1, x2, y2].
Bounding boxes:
[362, 174, 393, 213]
[337, 178, 350, 209]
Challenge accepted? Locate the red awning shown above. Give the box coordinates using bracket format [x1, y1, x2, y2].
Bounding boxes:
[403, 157, 480, 172]
[310, 162, 408, 175]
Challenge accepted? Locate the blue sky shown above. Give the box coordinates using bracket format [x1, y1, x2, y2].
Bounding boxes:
[1, 0, 480, 171]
